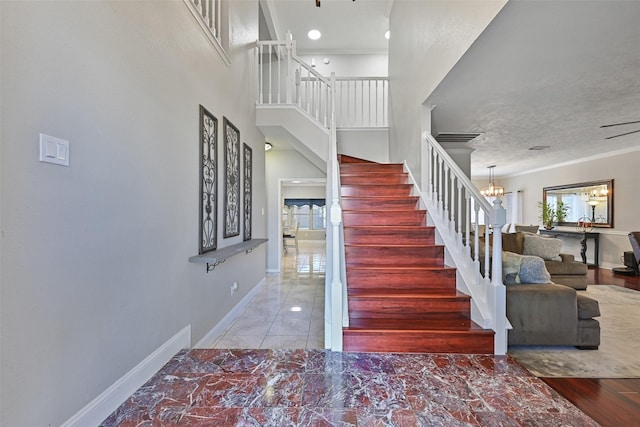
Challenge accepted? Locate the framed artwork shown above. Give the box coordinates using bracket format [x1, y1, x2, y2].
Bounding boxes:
[199, 105, 217, 253]
[223, 117, 240, 238]
[243, 143, 252, 241]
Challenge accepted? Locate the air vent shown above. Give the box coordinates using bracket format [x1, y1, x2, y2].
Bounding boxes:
[434, 133, 482, 144]
[528, 145, 550, 151]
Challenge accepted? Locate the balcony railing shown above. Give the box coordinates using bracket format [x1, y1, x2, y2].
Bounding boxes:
[335, 77, 388, 128]
[184, 0, 230, 65]
[256, 35, 388, 129]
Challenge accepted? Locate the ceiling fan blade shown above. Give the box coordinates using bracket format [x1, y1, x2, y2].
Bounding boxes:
[605, 128, 640, 140]
[600, 120, 640, 128]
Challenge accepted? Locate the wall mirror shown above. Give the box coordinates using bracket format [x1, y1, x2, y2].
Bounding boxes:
[543, 180, 614, 228]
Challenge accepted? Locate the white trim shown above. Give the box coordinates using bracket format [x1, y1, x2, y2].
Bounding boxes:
[194, 277, 267, 348]
[61, 325, 191, 427]
[506, 144, 640, 178]
[266, 268, 280, 273]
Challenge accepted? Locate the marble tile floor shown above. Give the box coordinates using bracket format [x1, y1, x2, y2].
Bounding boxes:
[101, 241, 599, 425]
[210, 241, 327, 350]
[101, 349, 598, 426]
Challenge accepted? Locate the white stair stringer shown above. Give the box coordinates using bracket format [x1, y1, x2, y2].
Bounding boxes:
[257, 104, 329, 170]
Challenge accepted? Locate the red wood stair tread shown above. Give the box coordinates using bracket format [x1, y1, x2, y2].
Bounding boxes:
[346, 318, 488, 331]
[339, 156, 494, 353]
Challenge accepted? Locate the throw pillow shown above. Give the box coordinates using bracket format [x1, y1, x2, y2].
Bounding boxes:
[523, 234, 563, 261]
[502, 251, 522, 285]
[518, 255, 552, 283]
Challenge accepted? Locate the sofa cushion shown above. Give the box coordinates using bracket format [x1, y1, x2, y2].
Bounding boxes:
[519, 255, 552, 284]
[503, 232, 525, 254]
[523, 234, 563, 261]
[515, 225, 539, 234]
[545, 259, 588, 275]
[502, 251, 522, 285]
[577, 294, 601, 319]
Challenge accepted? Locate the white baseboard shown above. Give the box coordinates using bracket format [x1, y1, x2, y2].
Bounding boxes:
[61, 325, 191, 427]
[195, 277, 267, 348]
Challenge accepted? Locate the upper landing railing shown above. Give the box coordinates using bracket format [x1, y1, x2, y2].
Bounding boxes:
[184, 0, 230, 65]
[256, 34, 388, 129]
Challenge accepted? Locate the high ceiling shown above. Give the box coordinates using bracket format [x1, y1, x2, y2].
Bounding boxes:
[427, 0, 640, 178]
[261, 0, 392, 54]
[262, 0, 640, 178]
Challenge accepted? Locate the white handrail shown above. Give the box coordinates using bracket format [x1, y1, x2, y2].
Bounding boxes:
[421, 132, 508, 355]
[256, 35, 345, 351]
[256, 35, 333, 129]
[256, 36, 388, 129]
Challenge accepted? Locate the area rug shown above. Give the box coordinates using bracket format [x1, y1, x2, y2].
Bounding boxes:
[508, 285, 640, 378]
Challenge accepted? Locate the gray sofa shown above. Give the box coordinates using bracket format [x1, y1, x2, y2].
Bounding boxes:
[502, 232, 588, 290]
[506, 282, 600, 349]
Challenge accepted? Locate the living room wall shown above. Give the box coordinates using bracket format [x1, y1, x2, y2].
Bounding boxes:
[1, 2, 265, 425]
[500, 148, 640, 269]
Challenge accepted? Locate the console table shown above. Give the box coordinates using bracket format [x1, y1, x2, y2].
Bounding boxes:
[539, 230, 599, 267]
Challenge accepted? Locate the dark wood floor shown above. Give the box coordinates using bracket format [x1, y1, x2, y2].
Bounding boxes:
[588, 265, 640, 291]
[541, 267, 640, 425]
[542, 378, 640, 427]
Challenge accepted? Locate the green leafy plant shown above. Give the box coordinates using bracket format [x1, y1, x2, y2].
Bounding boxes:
[555, 200, 570, 223]
[538, 201, 556, 229]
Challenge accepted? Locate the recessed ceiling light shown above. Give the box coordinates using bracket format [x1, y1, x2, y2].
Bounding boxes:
[385, 30, 390, 40]
[308, 29, 321, 40]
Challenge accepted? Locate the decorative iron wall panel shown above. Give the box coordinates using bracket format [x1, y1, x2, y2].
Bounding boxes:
[223, 117, 240, 238]
[199, 105, 217, 253]
[243, 143, 252, 241]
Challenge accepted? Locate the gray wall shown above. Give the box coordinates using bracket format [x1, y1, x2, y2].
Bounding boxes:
[500, 149, 640, 269]
[387, 0, 506, 183]
[0, 2, 266, 425]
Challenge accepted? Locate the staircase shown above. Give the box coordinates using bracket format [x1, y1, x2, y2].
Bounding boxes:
[340, 156, 494, 353]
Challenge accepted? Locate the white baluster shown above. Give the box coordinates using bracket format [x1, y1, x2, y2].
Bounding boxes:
[474, 204, 480, 263]
[268, 44, 272, 104]
[465, 191, 471, 257]
[276, 45, 281, 104]
[457, 181, 463, 242]
[256, 43, 261, 104]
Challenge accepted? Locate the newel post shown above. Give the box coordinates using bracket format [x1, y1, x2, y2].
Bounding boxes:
[491, 198, 508, 354]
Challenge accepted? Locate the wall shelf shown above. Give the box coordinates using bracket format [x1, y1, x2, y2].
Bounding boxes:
[189, 238, 268, 272]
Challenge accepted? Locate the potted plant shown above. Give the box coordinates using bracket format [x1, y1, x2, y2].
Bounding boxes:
[539, 201, 556, 230]
[555, 201, 570, 224]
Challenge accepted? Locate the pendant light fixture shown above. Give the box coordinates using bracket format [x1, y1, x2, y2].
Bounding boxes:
[480, 165, 504, 198]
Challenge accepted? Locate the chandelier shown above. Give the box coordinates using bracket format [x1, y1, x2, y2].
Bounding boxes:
[480, 165, 504, 198]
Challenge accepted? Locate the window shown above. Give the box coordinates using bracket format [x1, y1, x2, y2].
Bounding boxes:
[283, 199, 326, 230]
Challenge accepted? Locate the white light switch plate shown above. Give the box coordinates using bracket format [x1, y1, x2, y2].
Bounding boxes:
[39, 133, 70, 166]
